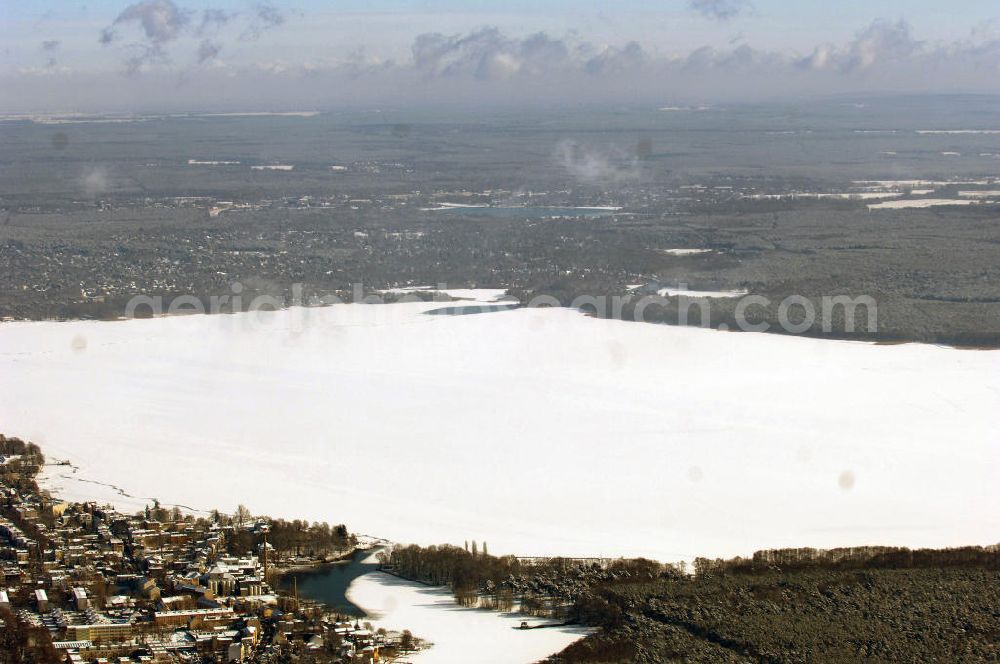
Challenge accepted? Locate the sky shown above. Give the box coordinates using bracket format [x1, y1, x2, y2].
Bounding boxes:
[2, 0, 1000, 111]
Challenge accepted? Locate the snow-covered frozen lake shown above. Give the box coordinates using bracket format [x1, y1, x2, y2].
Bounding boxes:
[1, 296, 999, 562]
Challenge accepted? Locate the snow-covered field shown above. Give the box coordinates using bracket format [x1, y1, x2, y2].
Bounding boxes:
[748, 192, 904, 200]
[347, 553, 592, 663]
[959, 190, 1000, 198]
[867, 198, 981, 210]
[1, 299, 999, 562]
[661, 248, 713, 256]
[657, 287, 749, 298]
[854, 179, 999, 188]
[915, 129, 1000, 134]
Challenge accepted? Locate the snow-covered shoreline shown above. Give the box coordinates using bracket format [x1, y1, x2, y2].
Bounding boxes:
[346, 553, 592, 663]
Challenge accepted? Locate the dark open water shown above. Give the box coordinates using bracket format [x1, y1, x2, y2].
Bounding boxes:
[281, 548, 382, 616]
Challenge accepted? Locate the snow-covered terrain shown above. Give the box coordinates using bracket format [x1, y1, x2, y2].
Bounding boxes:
[748, 192, 904, 200]
[347, 553, 592, 663]
[657, 287, 749, 298]
[1, 298, 998, 562]
[661, 248, 713, 256]
[38, 461, 194, 516]
[867, 198, 981, 209]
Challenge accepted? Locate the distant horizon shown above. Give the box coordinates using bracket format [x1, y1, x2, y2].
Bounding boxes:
[4, 91, 1000, 117]
[4, 1, 1000, 112]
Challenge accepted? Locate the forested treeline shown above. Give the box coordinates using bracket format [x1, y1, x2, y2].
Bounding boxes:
[554, 565, 1000, 663]
[0, 434, 44, 459]
[264, 519, 352, 558]
[552, 544, 1000, 663]
[0, 434, 45, 496]
[383, 541, 1000, 662]
[694, 544, 1000, 575]
[384, 543, 669, 609]
[219, 505, 354, 560]
[385, 543, 518, 588]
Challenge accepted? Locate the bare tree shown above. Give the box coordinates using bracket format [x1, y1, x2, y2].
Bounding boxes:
[234, 504, 252, 528]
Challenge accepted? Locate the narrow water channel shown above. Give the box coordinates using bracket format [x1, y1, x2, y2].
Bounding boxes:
[280, 548, 382, 616]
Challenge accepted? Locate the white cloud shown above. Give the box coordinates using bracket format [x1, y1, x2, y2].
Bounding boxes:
[799, 20, 919, 72]
[10, 20, 1000, 111]
[99, 0, 288, 72]
[412, 28, 572, 80]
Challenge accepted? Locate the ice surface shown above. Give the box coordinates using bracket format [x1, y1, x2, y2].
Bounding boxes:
[1, 298, 998, 562]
